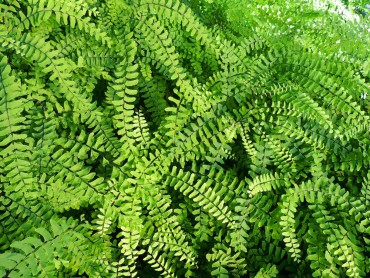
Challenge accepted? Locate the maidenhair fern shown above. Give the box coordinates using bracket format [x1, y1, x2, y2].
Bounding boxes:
[1, 0, 370, 277]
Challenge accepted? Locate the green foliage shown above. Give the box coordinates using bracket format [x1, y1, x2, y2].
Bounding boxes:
[1, 0, 370, 277]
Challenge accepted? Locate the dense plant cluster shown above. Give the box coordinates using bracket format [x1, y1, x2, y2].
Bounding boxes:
[0, 0, 369, 277]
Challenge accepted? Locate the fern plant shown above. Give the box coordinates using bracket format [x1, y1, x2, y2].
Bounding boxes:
[0, 0, 369, 277]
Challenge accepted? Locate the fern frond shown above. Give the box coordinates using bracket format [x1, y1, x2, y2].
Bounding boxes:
[165, 166, 234, 226]
[280, 193, 302, 262]
[0, 55, 33, 192]
[247, 172, 293, 196]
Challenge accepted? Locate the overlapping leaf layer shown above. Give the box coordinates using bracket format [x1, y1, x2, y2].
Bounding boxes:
[0, 0, 369, 277]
